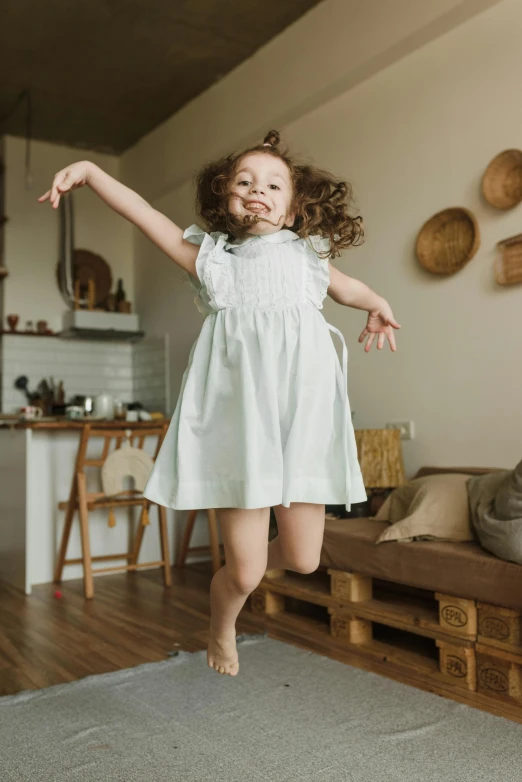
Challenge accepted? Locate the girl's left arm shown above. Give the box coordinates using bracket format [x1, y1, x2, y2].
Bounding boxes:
[327, 264, 401, 352]
[327, 264, 386, 312]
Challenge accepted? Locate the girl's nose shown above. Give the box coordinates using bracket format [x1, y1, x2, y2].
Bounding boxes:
[251, 185, 265, 194]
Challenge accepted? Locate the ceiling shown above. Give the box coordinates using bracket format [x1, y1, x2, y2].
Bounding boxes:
[0, 0, 322, 155]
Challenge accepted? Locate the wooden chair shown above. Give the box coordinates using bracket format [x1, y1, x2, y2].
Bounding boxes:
[55, 421, 171, 599]
[176, 509, 223, 574]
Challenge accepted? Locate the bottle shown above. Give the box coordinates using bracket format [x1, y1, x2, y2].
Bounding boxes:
[115, 279, 126, 310]
[114, 398, 125, 420]
[56, 381, 65, 406]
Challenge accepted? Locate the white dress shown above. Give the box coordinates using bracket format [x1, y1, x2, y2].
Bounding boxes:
[143, 224, 367, 511]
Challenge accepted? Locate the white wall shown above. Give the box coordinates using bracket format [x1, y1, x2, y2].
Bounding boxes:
[281, 0, 522, 475]
[3, 136, 134, 334]
[122, 0, 522, 486]
[122, 0, 503, 204]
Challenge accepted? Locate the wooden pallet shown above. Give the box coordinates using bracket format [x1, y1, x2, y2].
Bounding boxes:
[475, 602, 522, 704]
[250, 567, 522, 723]
[478, 602, 522, 652]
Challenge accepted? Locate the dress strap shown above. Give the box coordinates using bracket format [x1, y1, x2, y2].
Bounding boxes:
[325, 322, 348, 390]
[326, 321, 351, 511]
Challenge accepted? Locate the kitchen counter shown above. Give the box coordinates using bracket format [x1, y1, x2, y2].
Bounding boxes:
[0, 416, 168, 430]
[0, 419, 174, 595]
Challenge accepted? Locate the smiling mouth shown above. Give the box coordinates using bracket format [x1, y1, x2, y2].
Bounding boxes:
[244, 201, 270, 214]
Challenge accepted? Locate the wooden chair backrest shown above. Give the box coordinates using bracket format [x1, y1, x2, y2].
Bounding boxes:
[73, 422, 168, 502]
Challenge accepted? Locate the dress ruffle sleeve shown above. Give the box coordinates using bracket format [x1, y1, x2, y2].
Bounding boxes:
[304, 235, 331, 309]
[183, 224, 218, 287]
[183, 224, 228, 315]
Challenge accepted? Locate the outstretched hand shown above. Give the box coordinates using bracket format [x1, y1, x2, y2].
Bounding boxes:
[37, 161, 91, 209]
[358, 302, 401, 352]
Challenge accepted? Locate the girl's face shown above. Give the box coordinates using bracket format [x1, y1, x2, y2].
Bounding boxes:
[228, 153, 296, 234]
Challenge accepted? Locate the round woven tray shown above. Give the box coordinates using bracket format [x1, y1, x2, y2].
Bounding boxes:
[415, 207, 480, 275]
[482, 149, 522, 210]
[55, 249, 112, 307]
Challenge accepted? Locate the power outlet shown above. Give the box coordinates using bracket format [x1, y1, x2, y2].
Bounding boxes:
[385, 420, 415, 440]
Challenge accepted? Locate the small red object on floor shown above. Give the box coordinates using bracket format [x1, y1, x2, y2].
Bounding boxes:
[54, 590, 63, 599]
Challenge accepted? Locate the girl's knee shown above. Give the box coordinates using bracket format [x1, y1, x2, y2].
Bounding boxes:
[287, 553, 321, 574]
[228, 566, 266, 595]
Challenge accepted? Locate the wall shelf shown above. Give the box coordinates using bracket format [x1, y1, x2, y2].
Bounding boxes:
[1, 330, 57, 337]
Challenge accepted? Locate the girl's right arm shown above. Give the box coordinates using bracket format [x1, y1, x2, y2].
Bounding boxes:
[38, 161, 199, 277]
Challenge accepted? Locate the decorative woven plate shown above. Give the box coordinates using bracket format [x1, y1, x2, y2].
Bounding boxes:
[56, 249, 112, 306]
[416, 207, 480, 275]
[482, 149, 522, 210]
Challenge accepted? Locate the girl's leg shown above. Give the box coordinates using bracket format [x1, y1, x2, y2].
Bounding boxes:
[208, 506, 270, 676]
[267, 502, 325, 573]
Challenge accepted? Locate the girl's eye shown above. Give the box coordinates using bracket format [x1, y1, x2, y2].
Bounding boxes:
[268, 184, 280, 190]
[238, 180, 250, 186]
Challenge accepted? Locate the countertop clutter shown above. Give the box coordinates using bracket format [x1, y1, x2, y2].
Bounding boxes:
[0, 415, 167, 430]
[12, 373, 163, 424]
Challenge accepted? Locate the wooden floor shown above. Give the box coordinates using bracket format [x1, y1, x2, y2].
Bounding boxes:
[0, 562, 265, 696]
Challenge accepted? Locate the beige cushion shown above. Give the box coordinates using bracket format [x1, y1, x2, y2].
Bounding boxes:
[373, 473, 474, 544]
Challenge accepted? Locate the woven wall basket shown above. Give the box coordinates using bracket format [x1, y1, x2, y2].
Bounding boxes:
[415, 207, 480, 275]
[495, 234, 522, 286]
[482, 149, 522, 210]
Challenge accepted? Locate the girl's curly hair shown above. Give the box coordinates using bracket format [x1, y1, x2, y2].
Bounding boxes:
[195, 130, 364, 259]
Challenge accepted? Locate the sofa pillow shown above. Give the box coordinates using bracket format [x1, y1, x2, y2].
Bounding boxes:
[374, 473, 474, 544]
[374, 491, 392, 521]
[468, 464, 522, 564]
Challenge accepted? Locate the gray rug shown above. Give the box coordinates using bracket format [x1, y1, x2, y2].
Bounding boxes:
[1, 633, 521, 782]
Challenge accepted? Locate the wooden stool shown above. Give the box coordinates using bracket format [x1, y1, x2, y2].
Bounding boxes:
[176, 509, 223, 574]
[55, 421, 171, 599]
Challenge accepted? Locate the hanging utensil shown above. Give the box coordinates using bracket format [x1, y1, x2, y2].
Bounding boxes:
[14, 375, 38, 403]
[57, 192, 77, 308]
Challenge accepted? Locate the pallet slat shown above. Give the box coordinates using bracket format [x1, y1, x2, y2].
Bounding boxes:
[476, 645, 522, 703]
[436, 593, 478, 639]
[328, 603, 474, 646]
[477, 602, 522, 651]
[436, 640, 476, 691]
[328, 569, 372, 602]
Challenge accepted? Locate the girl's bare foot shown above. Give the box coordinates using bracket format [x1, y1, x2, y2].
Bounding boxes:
[207, 626, 239, 676]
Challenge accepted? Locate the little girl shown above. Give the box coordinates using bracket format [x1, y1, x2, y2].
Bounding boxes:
[39, 130, 400, 678]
